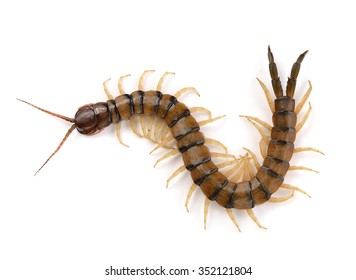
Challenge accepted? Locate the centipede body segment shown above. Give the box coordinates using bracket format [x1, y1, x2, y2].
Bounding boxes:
[18, 47, 321, 230]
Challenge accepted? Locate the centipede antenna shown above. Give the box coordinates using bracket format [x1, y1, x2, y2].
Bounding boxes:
[34, 124, 77, 176]
[17, 98, 77, 175]
[16, 98, 75, 123]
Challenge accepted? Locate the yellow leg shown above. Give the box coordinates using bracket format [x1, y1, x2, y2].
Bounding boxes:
[103, 78, 114, 99]
[156, 72, 175, 92]
[147, 116, 156, 140]
[166, 165, 186, 188]
[296, 102, 312, 132]
[115, 123, 129, 148]
[240, 115, 272, 131]
[281, 183, 311, 198]
[118, 74, 131, 95]
[242, 155, 254, 181]
[204, 198, 211, 230]
[149, 133, 175, 154]
[256, 78, 274, 112]
[269, 191, 295, 203]
[153, 120, 165, 143]
[211, 152, 236, 160]
[246, 209, 267, 229]
[295, 81, 312, 115]
[243, 118, 270, 158]
[190, 107, 212, 119]
[154, 149, 179, 167]
[174, 87, 200, 99]
[216, 158, 241, 172]
[246, 119, 270, 139]
[138, 70, 155, 91]
[205, 138, 228, 153]
[130, 117, 144, 138]
[185, 183, 198, 212]
[294, 147, 325, 155]
[224, 153, 255, 183]
[243, 147, 261, 170]
[259, 137, 269, 159]
[160, 125, 171, 142]
[289, 165, 318, 173]
[198, 115, 226, 127]
[140, 116, 149, 138]
[226, 209, 241, 232]
[223, 156, 246, 179]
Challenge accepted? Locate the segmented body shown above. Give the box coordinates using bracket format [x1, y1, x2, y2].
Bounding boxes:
[18, 47, 319, 229]
[76, 89, 293, 210]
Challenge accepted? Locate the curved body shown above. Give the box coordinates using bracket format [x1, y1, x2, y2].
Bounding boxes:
[18, 47, 309, 216]
[76, 88, 296, 210]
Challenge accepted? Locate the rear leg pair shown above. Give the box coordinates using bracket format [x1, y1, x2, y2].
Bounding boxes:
[235, 47, 324, 229]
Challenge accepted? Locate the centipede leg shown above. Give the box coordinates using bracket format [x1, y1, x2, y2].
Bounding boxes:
[257, 78, 274, 112]
[240, 115, 272, 131]
[198, 115, 226, 127]
[259, 137, 269, 159]
[243, 147, 261, 170]
[185, 183, 198, 212]
[118, 74, 131, 95]
[140, 116, 149, 138]
[205, 138, 228, 153]
[115, 123, 129, 148]
[154, 149, 180, 167]
[190, 107, 212, 119]
[149, 131, 175, 154]
[153, 120, 165, 143]
[216, 157, 240, 175]
[211, 152, 236, 162]
[243, 118, 270, 158]
[223, 154, 249, 181]
[226, 209, 241, 232]
[213, 156, 242, 179]
[147, 115, 156, 140]
[166, 165, 186, 187]
[157, 72, 175, 92]
[174, 87, 200, 99]
[281, 183, 311, 198]
[246, 209, 267, 229]
[289, 165, 318, 173]
[103, 78, 114, 100]
[130, 117, 144, 138]
[269, 191, 295, 203]
[296, 102, 312, 132]
[204, 198, 211, 230]
[138, 70, 155, 91]
[295, 81, 312, 115]
[294, 147, 325, 155]
[140, 116, 158, 142]
[242, 153, 254, 180]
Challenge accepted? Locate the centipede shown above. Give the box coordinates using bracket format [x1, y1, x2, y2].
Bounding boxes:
[18, 47, 322, 230]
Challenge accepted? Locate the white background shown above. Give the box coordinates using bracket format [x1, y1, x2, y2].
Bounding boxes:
[1, 0, 354, 279]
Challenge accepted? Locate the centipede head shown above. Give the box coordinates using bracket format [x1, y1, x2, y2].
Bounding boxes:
[74, 102, 109, 135]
